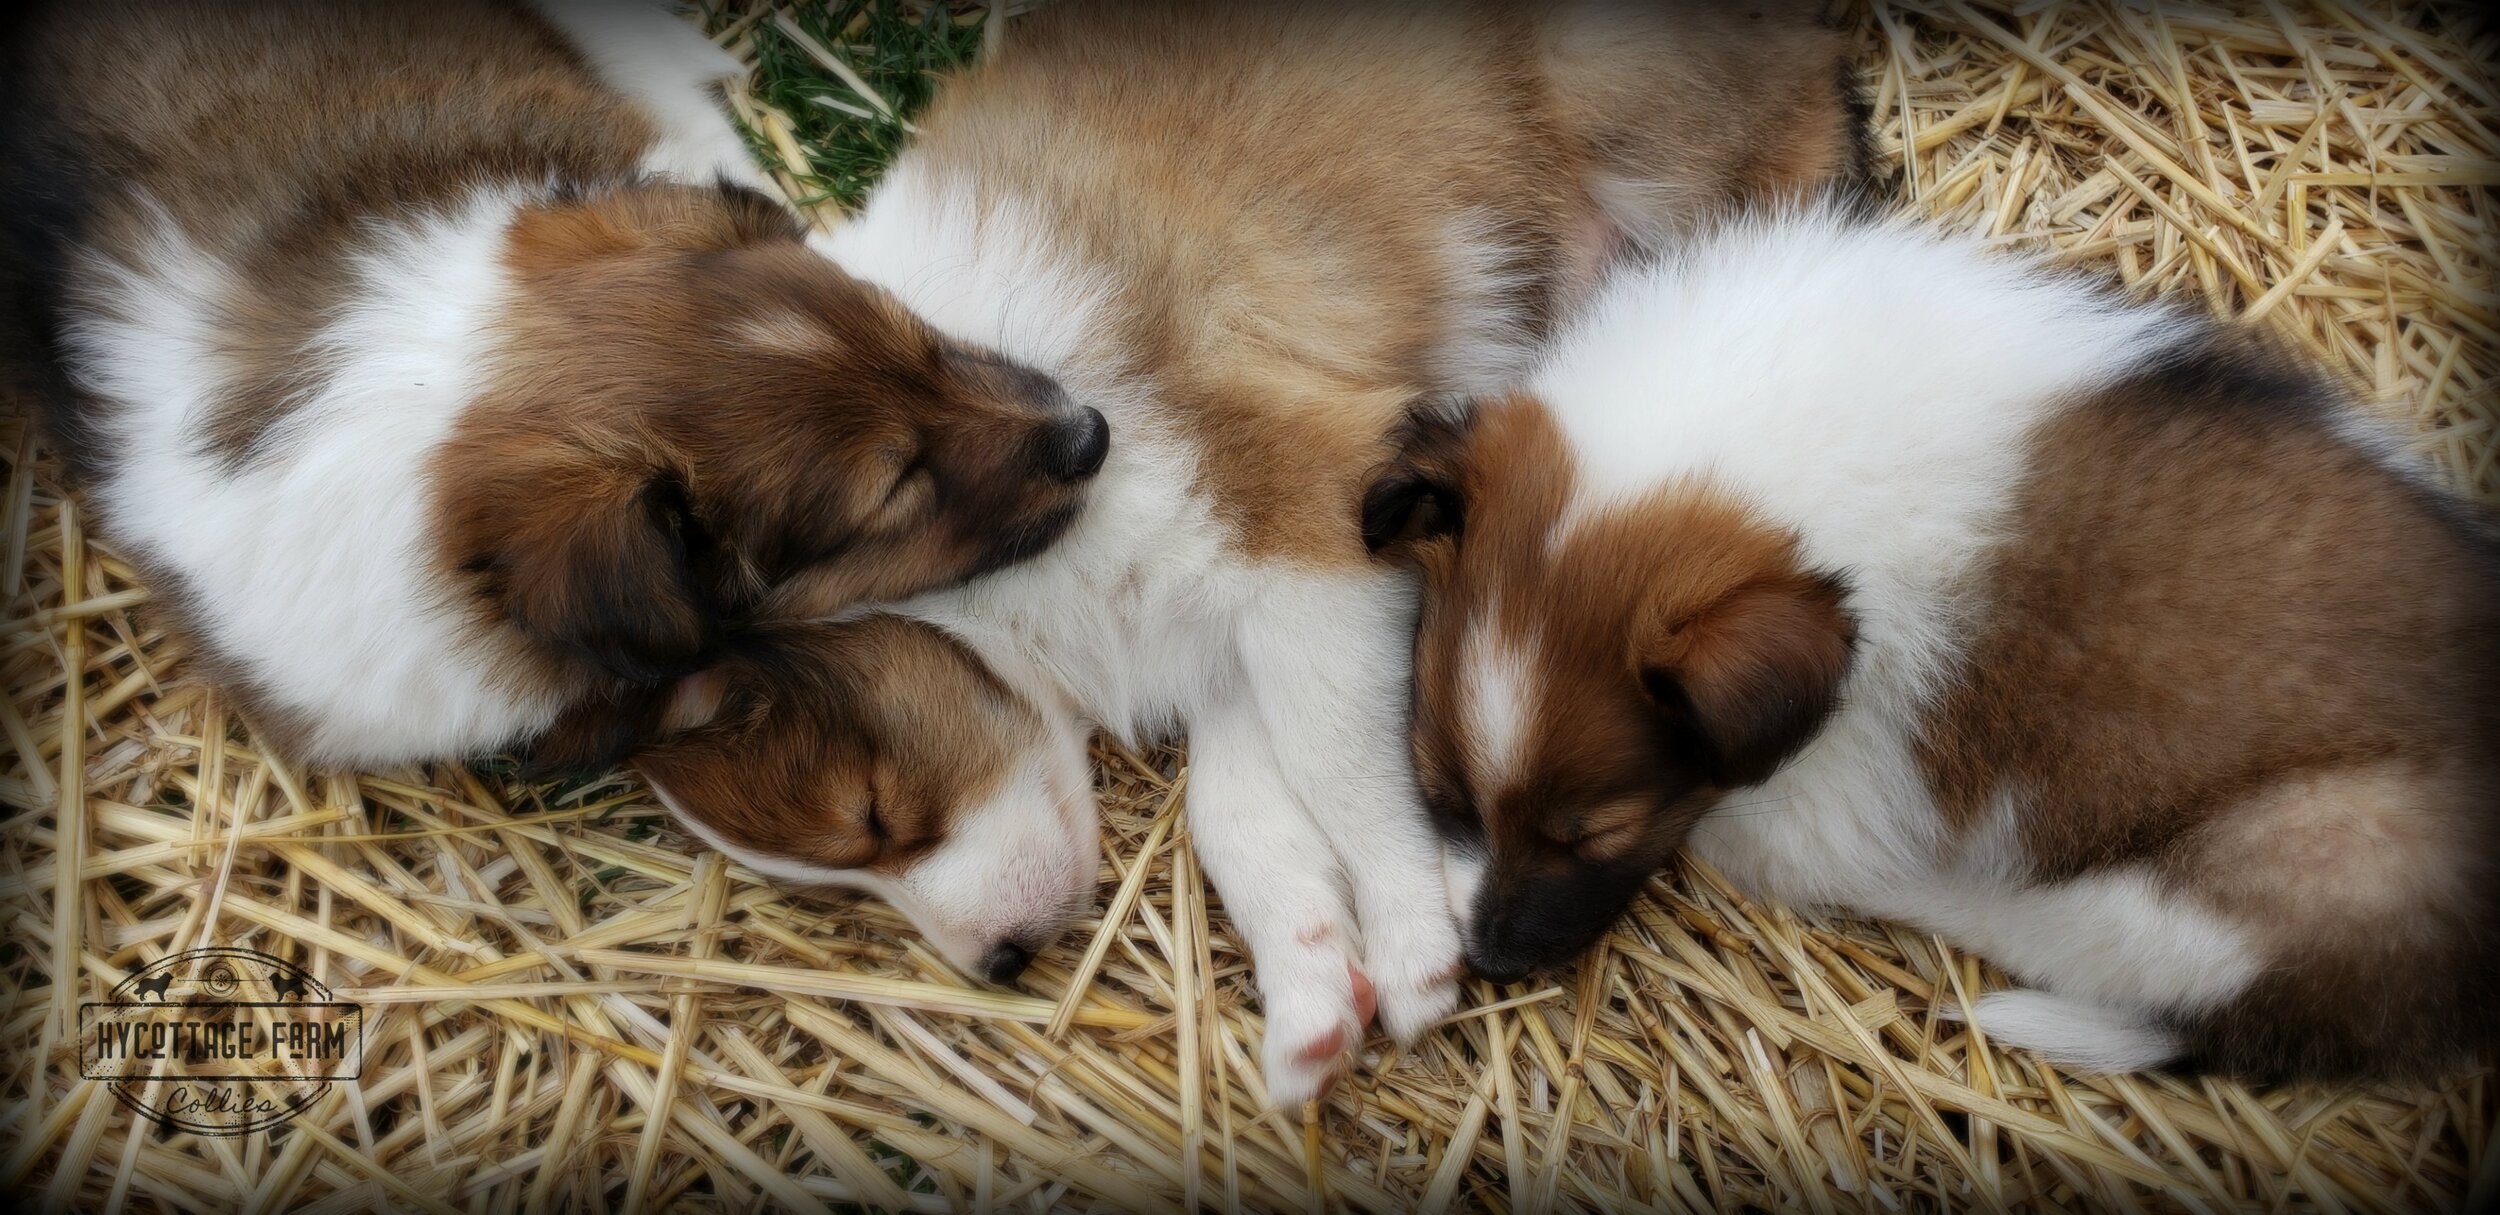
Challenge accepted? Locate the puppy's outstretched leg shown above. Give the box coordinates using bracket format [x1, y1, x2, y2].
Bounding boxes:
[1238, 572, 1464, 1043]
[1187, 698, 1369, 1108]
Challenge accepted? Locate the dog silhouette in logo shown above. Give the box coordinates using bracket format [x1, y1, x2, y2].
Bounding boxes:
[130, 971, 175, 1000]
[268, 970, 312, 1001]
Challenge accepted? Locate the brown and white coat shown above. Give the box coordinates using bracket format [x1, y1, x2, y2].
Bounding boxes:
[0, 0, 1103, 768]
[619, 0, 1870, 1104]
[1368, 206, 2500, 1082]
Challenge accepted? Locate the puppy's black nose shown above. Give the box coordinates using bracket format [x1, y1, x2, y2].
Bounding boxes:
[980, 941, 1034, 984]
[1464, 944, 1534, 987]
[1039, 407, 1110, 483]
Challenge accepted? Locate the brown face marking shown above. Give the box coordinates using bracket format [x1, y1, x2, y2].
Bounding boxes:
[12, 0, 1105, 721]
[612, 615, 1046, 880]
[1371, 397, 1855, 980]
[434, 182, 1098, 690]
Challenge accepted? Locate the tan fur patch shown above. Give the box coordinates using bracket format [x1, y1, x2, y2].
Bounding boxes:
[904, 0, 1865, 565]
[733, 310, 843, 359]
[2191, 759, 2482, 940]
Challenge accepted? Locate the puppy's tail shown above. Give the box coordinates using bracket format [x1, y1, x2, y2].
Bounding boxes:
[1945, 989, 2184, 1074]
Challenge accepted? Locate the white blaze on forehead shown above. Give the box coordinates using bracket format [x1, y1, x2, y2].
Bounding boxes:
[1460, 608, 1538, 796]
[1443, 844, 1489, 927]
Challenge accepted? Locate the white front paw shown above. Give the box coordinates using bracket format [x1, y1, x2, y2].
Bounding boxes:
[1360, 900, 1464, 1043]
[1253, 939, 1369, 1108]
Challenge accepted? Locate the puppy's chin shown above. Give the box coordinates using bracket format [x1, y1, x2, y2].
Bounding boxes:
[970, 498, 1084, 577]
[1461, 853, 1658, 983]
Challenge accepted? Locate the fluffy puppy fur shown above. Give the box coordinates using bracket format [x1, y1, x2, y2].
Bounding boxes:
[1367, 204, 2500, 1083]
[0, 0, 1103, 768]
[588, 0, 1869, 1105]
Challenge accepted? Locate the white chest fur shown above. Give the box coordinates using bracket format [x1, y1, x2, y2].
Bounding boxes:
[71, 190, 550, 764]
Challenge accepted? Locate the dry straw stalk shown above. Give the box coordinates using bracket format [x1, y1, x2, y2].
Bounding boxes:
[4, 1, 2496, 1211]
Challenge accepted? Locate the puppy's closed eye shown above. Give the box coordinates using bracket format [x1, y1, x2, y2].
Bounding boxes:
[874, 464, 935, 528]
[1551, 800, 1651, 861]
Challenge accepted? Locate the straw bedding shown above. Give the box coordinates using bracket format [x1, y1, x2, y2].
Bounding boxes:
[3, 2, 2495, 1210]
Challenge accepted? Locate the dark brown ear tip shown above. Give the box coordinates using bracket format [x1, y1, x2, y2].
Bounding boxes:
[1360, 472, 1423, 552]
[1635, 663, 1718, 772]
[1635, 568, 1861, 789]
[514, 718, 637, 783]
[1364, 395, 1481, 554]
[514, 674, 690, 781]
[710, 176, 804, 240]
[1805, 566, 1857, 601]
[1360, 471, 1463, 554]
[1804, 568, 1864, 645]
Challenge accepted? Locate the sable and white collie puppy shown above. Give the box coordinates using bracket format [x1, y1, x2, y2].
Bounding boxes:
[1363, 205, 2500, 1082]
[584, 0, 1870, 1104]
[0, 0, 1105, 769]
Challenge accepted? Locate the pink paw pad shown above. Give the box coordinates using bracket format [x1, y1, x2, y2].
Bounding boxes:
[1349, 964, 1378, 1027]
[1293, 1024, 1348, 1065]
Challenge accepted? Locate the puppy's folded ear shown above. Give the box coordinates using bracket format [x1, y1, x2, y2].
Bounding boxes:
[1633, 570, 1857, 787]
[497, 469, 716, 683]
[1361, 398, 1474, 555]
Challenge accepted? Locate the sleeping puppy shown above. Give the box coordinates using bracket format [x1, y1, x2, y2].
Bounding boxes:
[622, 618, 1098, 990]
[1365, 204, 2500, 1082]
[0, 0, 1103, 769]
[578, 0, 1870, 1104]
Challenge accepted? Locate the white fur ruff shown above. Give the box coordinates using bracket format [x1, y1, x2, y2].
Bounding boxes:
[69, 191, 553, 765]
